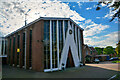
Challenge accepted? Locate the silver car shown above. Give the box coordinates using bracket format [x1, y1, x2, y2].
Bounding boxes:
[94, 58, 100, 63]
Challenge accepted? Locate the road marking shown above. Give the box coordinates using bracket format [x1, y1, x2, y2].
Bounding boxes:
[108, 74, 117, 80]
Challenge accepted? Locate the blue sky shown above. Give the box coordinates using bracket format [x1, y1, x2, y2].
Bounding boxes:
[0, 0, 119, 48]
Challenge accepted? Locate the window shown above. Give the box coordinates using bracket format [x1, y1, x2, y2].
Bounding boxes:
[90, 51, 92, 55]
[58, 20, 63, 61]
[44, 20, 50, 69]
[22, 33, 25, 66]
[29, 30, 32, 67]
[1, 39, 4, 55]
[17, 35, 20, 65]
[73, 25, 76, 43]
[52, 20, 57, 68]
[9, 39, 11, 64]
[86, 50, 88, 55]
[70, 21, 72, 27]
[64, 20, 68, 38]
[5, 39, 7, 55]
[77, 27, 79, 57]
[13, 37, 16, 64]
[79, 29, 82, 60]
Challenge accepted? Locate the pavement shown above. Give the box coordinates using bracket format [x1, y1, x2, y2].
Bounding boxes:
[2, 61, 119, 79]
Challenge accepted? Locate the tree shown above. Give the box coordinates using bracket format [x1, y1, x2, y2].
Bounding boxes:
[103, 46, 114, 55]
[95, 47, 103, 55]
[96, 0, 120, 22]
[115, 40, 120, 56]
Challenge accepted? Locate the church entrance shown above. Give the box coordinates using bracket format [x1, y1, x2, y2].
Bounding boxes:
[66, 47, 75, 68]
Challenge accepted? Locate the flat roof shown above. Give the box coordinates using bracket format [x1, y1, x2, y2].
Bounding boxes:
[5, 17, 84, 37]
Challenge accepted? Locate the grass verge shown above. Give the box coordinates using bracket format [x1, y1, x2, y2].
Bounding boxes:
[112, 61, 120, 63]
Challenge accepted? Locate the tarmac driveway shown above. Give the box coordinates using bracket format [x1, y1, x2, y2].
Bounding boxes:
[2, 61, 119, 79]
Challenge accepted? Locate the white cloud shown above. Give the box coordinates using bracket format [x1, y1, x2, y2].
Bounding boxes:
[73, 6, 75, 7]
[84, 24, 109, 37]
[93, 36, 100, 39]
[0, 0, 85, 36]
[115, 21, 118, 23]
[77, 1, 82, 8]
[83, 19, 109, 37]
[84, 31, 119, 48]
[86, 7, 92, 10]
[104, 12, 115, 19]
[85, 19, 92, 24]
[101, 3, 106, 7]
[96, 17, 100, 19]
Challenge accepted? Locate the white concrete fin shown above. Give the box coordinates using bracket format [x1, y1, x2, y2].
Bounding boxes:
[59, 23, 80, 69]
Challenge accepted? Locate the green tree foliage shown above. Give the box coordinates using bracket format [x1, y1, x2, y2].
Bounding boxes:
[115, 41, 120, 56]
[95, 47, 103, 55]
[96, 0, 120, 22]
[103, 46, 114, 55]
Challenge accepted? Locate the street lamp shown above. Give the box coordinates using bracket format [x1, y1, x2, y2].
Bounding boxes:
[24, 9, 31, 26]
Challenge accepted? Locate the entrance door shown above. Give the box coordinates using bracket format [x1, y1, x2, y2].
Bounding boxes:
[66, 47, 75, 68]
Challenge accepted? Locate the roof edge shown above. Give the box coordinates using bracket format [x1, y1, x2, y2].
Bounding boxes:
[5, 17, 84, 37]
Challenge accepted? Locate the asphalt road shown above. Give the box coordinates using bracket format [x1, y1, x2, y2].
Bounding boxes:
[2, 61, 119, 79]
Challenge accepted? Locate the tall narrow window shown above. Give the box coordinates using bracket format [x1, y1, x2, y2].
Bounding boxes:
[64, 20, 68, 38]
[52, 20, 57, 68]
[1, 39, 4, 55]
[86, 50, 88, 55]
[13, 37, 16, 64]
[77, 27, 79, 58]
[44, 20, 50, 69]
[9, 39, 11, 64]
[5, 39, 7, 55]
[17, 35, 20, 65]
[22, 33, 25, 66]
[79, 29, 82, 60]
[70, 21, 72, 27]
[29, 30, 32, 67]
[58, 20, 63, 61]
[73, 25, 76, 43]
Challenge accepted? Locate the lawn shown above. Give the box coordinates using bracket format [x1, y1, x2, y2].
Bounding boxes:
[112, 61, 120, 63]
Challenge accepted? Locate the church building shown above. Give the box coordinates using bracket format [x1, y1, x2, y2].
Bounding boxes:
[5, 17, 85, 72]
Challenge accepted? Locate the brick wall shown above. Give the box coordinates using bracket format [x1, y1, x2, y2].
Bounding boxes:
[32, 20, 44, 71]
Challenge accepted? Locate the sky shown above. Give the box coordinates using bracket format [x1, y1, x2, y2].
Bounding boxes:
[0, 0, 119, 48]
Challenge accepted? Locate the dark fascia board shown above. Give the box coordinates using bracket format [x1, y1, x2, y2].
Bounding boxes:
[0, 37, 5, 39]
[5, 17, 84, 37]
[41, 17, 84, 31]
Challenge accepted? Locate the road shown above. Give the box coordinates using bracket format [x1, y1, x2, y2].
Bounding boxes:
[86, 61, 119, 71]
[2, 61, 119, 79]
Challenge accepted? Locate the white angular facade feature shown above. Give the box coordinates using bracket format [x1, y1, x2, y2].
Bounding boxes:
[59, 24, 80, 69]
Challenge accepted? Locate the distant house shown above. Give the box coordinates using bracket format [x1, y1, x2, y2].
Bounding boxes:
[89, 47, 97, 56]
[84, 45, 97, 63]
[95, 54, 110, 61]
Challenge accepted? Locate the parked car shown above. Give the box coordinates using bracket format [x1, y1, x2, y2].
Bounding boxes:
[109, 57, 119, 61]
[94, 58, 100, 63]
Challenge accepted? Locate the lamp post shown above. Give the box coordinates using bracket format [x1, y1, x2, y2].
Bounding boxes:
[24, 9, 31, 26]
